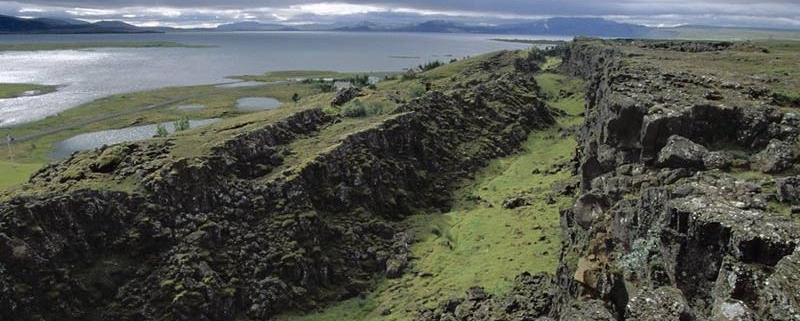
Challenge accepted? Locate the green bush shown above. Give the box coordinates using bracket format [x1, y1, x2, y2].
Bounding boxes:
[349, 74, 370, 88]
[418, 60, 444, 72]
[315, 81, 335, 93]
[341, 100, 393, 118]
[155, 123, 168, 137]
[341, 100, 367, 117]
[401, 70, 417, 81]
[173, 116, 190, 132]
[409, 84, 427, 98]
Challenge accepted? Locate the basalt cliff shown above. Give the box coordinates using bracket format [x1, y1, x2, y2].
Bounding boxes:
[418, 40, 800, 321]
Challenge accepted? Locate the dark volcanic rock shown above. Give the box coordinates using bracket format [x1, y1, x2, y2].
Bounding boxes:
[331, 87, 362, 106]
[753, 139, 795, 173]
[625, 287, 693, 321]
[552, 39, 800, 321]
[777, 176, 800, 204]
[415, 272, 555, 321]
[559, 300, 615, 321]
[0, 53, 555, 321]
[656, 135, 708, 169]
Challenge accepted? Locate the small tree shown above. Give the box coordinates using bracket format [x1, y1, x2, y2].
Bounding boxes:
[173, 116, 190, 132]
[292, 93, 300, 104]
[155, 123, 168, 137]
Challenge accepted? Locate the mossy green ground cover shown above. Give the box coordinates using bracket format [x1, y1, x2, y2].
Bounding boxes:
[274, 70, 584, 321]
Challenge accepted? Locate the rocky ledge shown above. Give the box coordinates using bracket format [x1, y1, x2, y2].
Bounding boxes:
[0, 51, 554, 320]
[418, 39, 800, 321]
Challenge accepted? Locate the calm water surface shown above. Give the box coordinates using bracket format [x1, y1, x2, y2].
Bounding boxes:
[0, 32, 556, 127]
[49, 118, 221, 159]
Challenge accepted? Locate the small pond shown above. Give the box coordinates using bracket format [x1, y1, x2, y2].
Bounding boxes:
[236, 97, 282, 111]
[49, 118, 221, 159]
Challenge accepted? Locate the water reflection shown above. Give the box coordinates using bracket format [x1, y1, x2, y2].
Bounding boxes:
[49, 118, 220, 159]
[236, 97, 281, 111]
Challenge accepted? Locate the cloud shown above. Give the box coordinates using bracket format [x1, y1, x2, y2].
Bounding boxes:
[0, 0, 798, 29]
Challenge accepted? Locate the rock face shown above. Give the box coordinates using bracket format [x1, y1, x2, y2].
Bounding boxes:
[551, 39, 800, 321]
[423, 39, 800, 321]
[0, 54, 553, 321]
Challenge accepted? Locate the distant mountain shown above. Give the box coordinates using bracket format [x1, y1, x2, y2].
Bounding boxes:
[0, 14, 161, 34]
[32, 17, 89, 27]
[0, 14, 649, 37]
[216, 21, 298, 31]
[495, 17, 649, 37]
[328, 17, 648, 37]
[334, 21, 392, 32]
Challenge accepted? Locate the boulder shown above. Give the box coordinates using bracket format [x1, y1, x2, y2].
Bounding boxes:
[703, 151, 736, 170]
[331, 87, 362, 106]
[752, 139, 795, 174]
[656, 135, 708, 169]
[573, 193, 610, 230]
[777, 176, 800, 204]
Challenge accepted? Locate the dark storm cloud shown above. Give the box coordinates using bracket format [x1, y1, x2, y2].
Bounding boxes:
[1, 0, 799, 28]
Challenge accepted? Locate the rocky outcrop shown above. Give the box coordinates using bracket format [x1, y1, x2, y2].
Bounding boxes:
[415, 272, 556, 321]
[552, 39, 800, 320]
[413, 39, 799, 321]
[0, 54, 553, 321]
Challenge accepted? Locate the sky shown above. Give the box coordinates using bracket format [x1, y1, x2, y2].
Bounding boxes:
[1, 0, 799, 29]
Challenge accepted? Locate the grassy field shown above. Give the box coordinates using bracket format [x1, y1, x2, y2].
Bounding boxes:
[273, 69, 584, 321]
[0, 83, 57, 98]
[0, 159, 42, 190]
[0, 79, 328, 190]
[0, 41, 211, 51]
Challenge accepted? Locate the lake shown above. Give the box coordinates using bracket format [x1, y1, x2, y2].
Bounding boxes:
[0, 32, 560, 127]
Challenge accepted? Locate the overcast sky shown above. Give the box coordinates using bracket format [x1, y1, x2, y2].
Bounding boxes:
[1, 0, 799, 29]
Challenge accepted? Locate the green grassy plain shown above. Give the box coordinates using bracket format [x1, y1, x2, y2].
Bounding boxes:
[0, 159, 42, 190]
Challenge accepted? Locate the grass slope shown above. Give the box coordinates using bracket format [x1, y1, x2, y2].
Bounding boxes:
[274, 70, 584, 321]
[0, 159, 42, 190]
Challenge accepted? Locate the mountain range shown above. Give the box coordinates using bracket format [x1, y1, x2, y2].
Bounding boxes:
[0, 14, 164, 34]
[1, 14, 652, 37]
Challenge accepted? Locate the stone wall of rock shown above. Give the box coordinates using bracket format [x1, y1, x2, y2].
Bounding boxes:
[417, 39, 800, 321]
[0, 59, 553, 321]
[555, 39, 800, 320]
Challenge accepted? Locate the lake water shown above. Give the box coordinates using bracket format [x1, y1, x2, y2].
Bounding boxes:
[236, 97, 282, 111]
[49, 118, 221, 159]
[0, 32, 560, 127]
